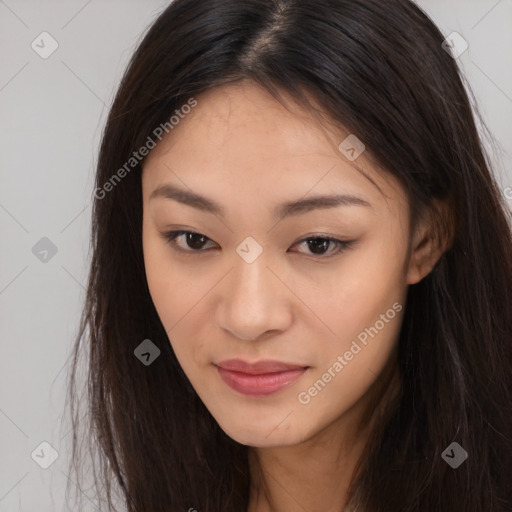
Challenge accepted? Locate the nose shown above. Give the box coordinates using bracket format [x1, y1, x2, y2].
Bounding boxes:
[215, 251, 293, 341]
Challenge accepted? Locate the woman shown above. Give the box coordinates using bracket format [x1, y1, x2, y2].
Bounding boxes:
[66, 0, 512, 510]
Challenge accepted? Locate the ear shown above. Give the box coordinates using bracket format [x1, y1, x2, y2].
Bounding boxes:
[406, 199, 454, 285]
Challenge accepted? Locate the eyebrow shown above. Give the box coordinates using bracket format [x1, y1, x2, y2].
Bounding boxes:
[149, 183, 372, 219]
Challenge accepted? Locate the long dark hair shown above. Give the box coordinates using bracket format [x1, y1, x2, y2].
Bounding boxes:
[65, 0, 512, 510]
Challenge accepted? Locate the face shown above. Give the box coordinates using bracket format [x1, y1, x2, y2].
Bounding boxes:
[141, 81, 417, 448]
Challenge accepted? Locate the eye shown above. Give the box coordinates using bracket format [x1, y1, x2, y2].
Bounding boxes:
[160, 230, 218, 254]
[292, 235, 354, 258]
[160, 230, 354, 258]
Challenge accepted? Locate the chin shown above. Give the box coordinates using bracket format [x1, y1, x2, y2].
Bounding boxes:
[226, 429, 303, 448]
[215, 416, 309, 448]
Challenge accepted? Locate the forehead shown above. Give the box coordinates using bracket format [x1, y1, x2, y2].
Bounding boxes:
[141, 81, 407, 217]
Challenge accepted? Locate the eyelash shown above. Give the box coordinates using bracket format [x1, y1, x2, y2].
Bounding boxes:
[159, 230, 354, 259]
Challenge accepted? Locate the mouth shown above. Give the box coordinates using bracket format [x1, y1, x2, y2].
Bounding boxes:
[214, 359, 309, 396]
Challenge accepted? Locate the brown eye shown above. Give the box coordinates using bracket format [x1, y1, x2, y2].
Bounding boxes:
[306, 237, 334, 255]
[160, 230, 217, 254]
[293, 236, 353, 258]
[160, 230, 354, 259]
[182, 232, 209, 250]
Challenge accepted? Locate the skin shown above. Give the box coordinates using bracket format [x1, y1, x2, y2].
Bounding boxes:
[141, 80, 448, 512]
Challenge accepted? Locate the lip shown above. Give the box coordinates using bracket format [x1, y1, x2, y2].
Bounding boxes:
[214, 359, 309, 396]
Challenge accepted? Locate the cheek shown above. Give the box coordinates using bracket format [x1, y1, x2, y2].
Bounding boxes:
[320, 231, 408, 338]
[299, 236, 407, 406]
[142, 226, 217, 380]
[142, 218, 197, 319]
[296, 299, 404, 430]
[143, 234, 174, 317]
[142, 228, 193, 346]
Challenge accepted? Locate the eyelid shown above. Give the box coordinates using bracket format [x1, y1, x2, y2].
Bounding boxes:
[159, 229, 355, 259]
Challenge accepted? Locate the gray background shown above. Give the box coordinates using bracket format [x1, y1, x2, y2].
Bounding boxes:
[1, 1, 511, 510]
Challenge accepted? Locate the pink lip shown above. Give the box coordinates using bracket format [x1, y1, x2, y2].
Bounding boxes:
[214, 359, 308, 396]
